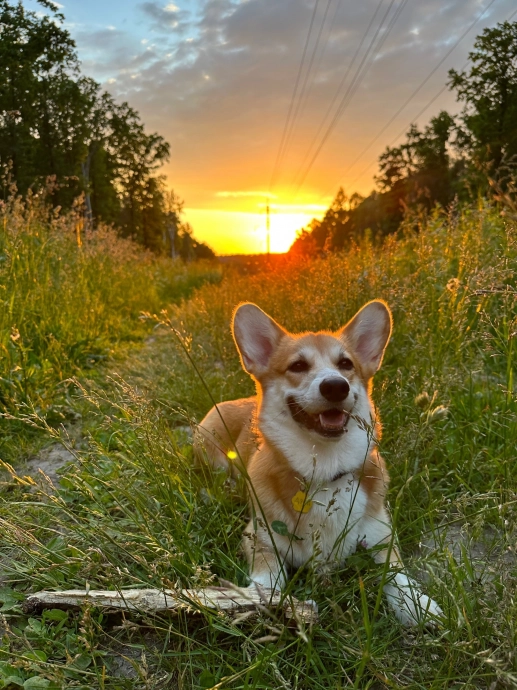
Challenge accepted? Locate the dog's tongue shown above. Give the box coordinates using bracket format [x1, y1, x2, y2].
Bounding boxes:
[319, 409, 346, 430]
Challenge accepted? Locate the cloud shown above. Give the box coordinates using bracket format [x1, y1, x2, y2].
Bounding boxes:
[74, 25, 163, 80]
[69, 0, 517, 214]
[138, 1, 190, 32]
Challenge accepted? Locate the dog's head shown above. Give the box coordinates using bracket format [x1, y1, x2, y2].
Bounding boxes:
[232, 301, 392, 441]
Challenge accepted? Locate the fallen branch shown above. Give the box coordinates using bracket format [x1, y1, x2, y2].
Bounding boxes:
[23, 586, 318, 624]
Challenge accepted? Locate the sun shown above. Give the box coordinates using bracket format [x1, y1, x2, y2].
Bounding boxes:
[268, 212, 317, 253]
[184, 208, 319, 255]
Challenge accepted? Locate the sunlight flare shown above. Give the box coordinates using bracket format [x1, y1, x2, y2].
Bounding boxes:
[184, 207, 325, 255]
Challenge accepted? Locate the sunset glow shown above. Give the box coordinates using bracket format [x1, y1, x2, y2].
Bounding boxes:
[185, 206, 326, 255]
[24, 0, 516, 256]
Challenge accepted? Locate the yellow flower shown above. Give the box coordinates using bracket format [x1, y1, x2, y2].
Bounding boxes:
[292, 491, 313, 513]
[446, 277, 461, 292]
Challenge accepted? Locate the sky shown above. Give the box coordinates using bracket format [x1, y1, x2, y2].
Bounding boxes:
[25, 0, 517, 253]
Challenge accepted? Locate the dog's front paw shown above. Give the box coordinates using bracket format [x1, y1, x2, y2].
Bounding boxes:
[385, 573, 442, 626]
[247, 571, 284, 592]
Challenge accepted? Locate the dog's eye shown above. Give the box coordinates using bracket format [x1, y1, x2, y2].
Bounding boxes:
[338, 357, 354, 371]
[287, 360, 309, 373]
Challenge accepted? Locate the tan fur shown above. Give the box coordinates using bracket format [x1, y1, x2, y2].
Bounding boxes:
[194, 396, 258, 475]
[195, 301, 442, 625]
[358, 449, 389, 517]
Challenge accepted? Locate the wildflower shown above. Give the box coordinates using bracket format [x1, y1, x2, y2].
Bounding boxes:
[427, 405, 449, 423]
[415, 391, 431, 409]
[446, 277, 461, 292]
[292, 491, 313, 513]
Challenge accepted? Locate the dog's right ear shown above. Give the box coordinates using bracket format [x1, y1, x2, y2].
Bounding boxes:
[340, 300, 392, 379]
[232, 303, 286, 378]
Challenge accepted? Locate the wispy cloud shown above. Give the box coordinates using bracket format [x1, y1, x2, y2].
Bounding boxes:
[138, 1, 190, 32]
[68, 0, 516, 217]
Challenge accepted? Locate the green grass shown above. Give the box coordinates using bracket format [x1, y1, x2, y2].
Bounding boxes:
[0, 190, 221, 412]
[0, 190, 221, 464]
[0, 202, 516, 688]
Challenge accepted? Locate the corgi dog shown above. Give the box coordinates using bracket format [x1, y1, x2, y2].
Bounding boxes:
[196, 300, 441, 625]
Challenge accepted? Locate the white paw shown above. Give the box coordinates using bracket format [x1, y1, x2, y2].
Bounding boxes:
[247, 572, 284, 591]
[303, 598, 319, 614]
[385, 573, 442, 626]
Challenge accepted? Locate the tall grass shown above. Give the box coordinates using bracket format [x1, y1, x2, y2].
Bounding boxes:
[0, 190, 221, 412]
[0, 202, 516, 688]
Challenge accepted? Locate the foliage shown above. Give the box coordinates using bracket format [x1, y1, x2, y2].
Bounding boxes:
[0, 0, 214, 258]
[0, 0, 77, 201]
[1, 203, 515, 688]
[0, 184, 221, 415]
[376, 111, 457, 206]
[449, 20, 517, 184]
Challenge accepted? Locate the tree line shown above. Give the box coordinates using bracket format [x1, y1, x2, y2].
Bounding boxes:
[0, 0, 214, 259]
[291, 21, 517, 255]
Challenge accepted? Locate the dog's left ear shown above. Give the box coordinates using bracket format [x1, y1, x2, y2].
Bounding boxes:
[340, 300, 392, 378]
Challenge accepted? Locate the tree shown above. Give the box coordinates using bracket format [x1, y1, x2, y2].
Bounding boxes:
[163, 191, 183, 259]
[449, 21, 517, 183]
[377, 111, 456, 208]
[161, 191, 215, 260]
[290, 222, 322, 257]
[290, 113, 458, 256]
[289, 21, 517, 256]
[0, 0, 193, 255]
[73, 79, 117, 225]
[107, 102, 170, 246]
[0, 0, 79, 194]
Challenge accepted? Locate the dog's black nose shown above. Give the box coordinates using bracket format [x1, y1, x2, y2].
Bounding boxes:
[319, 377, 350, 403]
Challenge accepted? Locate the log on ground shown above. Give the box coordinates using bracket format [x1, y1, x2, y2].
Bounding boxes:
[23, 585, 318, 624]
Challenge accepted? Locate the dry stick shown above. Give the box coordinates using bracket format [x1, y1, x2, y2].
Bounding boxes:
[23, 585, 318, 624]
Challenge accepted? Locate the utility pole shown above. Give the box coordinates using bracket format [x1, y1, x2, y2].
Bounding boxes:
[266, 199, 270, 255]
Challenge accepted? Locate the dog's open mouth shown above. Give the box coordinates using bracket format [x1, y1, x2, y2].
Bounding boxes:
[287, 397, 351, 438]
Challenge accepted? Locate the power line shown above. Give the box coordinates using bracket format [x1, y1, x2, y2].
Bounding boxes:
[293, 0, 401, 195]
[328, 0, 400, 123]
[345, 1, 517, 191]
[348, 1, 517, 189]
[287, 0, 386, 196]
[281, 0, 335, 164]
[327, 0, 500, 196]
[292, 0, 394, 193]
[296, 0, 345, 122]
[347, 82, 451, 190]
[269, 0, 321, 193]
[371, 0, 410, 56]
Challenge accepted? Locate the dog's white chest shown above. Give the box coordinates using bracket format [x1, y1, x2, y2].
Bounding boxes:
[289, 473, 369, 566]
